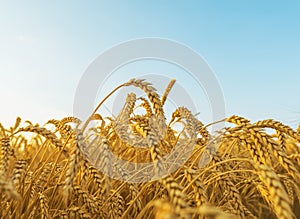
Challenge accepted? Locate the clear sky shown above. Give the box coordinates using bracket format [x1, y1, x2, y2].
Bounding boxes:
[0, 1, 299, 128]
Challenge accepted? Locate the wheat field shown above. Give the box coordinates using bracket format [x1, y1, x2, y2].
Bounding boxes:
[0, 78, 299, 219]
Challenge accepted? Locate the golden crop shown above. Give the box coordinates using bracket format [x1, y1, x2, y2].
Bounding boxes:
[0, 78, 299, 219]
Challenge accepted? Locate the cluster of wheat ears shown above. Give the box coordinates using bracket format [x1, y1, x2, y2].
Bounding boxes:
[0, 78, 299, 219]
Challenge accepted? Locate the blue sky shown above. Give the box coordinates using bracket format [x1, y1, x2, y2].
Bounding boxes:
[0, 1, 300, 128]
